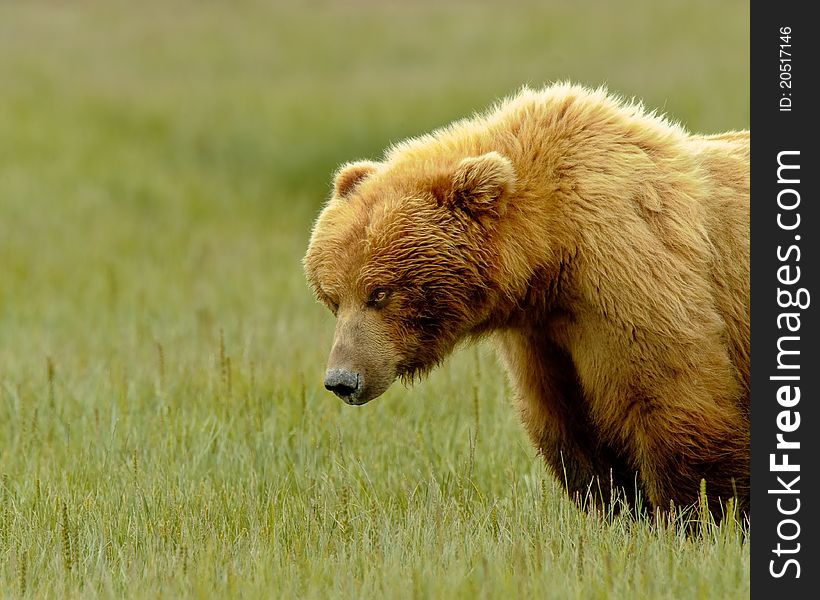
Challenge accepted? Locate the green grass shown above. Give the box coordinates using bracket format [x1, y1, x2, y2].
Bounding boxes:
[0, 1, 749, 597]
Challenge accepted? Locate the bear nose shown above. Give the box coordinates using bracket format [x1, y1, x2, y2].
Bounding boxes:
[324, 368, 362, 400]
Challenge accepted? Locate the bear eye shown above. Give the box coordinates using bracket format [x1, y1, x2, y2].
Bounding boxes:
[366, 288, 391, 308]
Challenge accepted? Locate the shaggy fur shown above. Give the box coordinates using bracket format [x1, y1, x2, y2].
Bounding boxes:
[303, 83, 750, 516]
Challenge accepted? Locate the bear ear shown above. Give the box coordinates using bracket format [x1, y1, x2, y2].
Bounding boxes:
[442, 151, 516, 218]
[333, 160, 379, 199]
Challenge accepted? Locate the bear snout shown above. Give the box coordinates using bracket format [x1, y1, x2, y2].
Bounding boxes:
[324, 367, 364, 404]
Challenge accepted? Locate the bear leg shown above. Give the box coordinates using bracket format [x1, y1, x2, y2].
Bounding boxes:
[500, 333, 642, 512]
[631, 402, 750, 519]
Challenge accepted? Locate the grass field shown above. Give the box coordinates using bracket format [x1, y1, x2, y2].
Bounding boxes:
[0, 1, 750, 597]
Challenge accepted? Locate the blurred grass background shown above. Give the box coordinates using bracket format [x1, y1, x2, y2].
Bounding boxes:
[1, 1, 748, 598]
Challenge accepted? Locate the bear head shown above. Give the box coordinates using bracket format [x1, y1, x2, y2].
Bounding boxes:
[303, 151, 517, 405]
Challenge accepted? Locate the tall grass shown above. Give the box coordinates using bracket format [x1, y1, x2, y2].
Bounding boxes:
[0, 1, 749, 597]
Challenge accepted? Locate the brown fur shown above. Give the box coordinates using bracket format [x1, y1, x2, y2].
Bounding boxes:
[304, 84, 749, 516]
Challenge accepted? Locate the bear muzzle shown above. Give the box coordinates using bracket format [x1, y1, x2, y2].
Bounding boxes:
[324, 367, 366, 405]
[323, 311, 398, 405]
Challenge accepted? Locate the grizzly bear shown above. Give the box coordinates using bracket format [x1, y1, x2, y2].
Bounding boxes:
[303, 84, 749, 517]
